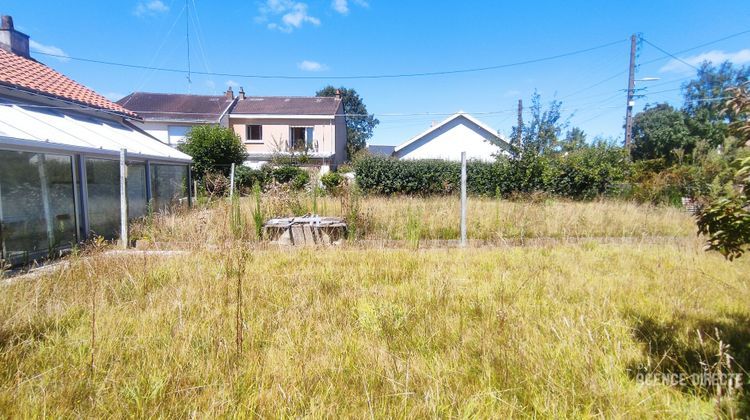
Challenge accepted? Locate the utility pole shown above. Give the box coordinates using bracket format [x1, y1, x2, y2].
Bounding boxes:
[624, 34, 637, 148]
[515, 99, 523, 149]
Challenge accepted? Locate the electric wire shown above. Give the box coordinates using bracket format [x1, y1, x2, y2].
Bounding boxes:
[30, 39, 627, 80]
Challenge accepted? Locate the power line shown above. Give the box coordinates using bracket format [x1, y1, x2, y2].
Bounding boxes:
[185, 0, 191, 87]
[641, 38, 699, 71]
[31, 39, 627, 80]
[189, 0, 212, 74]
[639, 28, 750, 67]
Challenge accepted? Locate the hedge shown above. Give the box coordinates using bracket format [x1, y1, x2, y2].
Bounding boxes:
[354, 145, 630, 199]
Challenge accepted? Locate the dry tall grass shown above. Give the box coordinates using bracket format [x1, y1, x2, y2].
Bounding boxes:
[134, 195, 695, 245]
[1, 242, 748, 417]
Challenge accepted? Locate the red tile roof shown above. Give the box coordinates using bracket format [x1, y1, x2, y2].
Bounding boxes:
[0, 49, 136, 117]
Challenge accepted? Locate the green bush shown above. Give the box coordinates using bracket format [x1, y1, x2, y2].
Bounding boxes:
[321, 171, 344, 194]
[354, 145, 629, 199]
[270, 165, 301, 184]
[291, 171, 311, 190]
[234, 166, 267, 191]
[178, 125, 246, 179]
[542, 144, 630, 199]
[265, 165, 310, 190]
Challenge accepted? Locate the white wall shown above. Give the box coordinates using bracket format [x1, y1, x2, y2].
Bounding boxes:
[396, 116, 506, 162]
[131, 121, 199, 147]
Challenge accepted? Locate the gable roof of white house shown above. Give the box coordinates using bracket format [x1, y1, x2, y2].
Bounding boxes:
[394, 112, 509, 154]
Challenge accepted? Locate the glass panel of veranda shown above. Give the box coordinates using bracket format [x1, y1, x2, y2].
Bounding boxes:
[85, 158, 120, 239]
[127, 162, 148, 219]
[151, 164, 188, 211]
[0, 150, 77, 264]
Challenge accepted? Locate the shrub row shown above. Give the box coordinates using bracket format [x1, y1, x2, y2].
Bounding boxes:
[234, 164, 310, 191]
[354, 145, 631, 199]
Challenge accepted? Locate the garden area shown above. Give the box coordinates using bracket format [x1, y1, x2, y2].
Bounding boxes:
[2, 63, 750, 418]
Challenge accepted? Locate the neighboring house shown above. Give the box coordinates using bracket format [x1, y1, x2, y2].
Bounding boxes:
[367, 144, 396, 157]
[228, 95, 347, 168]
[0, 15, 192, 266]
[117, 89, 238, 147]
[394, 112, 510, 161]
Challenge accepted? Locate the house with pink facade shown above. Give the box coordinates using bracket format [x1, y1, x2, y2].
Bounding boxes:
[118, 88, 348, 168]
[228, 94, 347, 168]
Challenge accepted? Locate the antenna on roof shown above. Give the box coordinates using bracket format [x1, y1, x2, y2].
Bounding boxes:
[185, 0, 192, 91]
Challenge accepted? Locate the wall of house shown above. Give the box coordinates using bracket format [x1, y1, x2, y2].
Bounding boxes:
[132, 121, 200, 147]
[395, 116, 505, 162]
[334, 107, 347, 164]
[230, 117, 339, 159]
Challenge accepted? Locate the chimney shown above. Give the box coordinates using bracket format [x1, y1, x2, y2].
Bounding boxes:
[0, 15, 30, 58]
[238, 87, 246, 100]
[335, 89, 342, 100]
[225, 86, 234, 100]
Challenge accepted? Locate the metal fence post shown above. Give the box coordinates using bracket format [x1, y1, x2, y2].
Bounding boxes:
[460, 151, 467, 247]
[229, 163, 236, 198]
[120, 148, 128, 249]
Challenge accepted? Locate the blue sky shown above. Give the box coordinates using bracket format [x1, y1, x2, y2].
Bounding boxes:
[5, 0, 750, 146]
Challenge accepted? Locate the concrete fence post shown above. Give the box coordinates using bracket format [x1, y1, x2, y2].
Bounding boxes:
[460, 151, 467, 247]
[120, 148, 128, 249]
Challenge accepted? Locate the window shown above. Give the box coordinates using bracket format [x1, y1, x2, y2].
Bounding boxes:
[290, 127, 314, 151]
[246, 124, 262, 142]
[167, 125, 191, 146]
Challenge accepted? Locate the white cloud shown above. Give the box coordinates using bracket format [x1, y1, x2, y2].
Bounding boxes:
[134, 0, 170, 17]
[225, 80, 240, 88]
[258, 0, 320, 32]
[660, 49, 750, 74]
[298, 60, 328, 72]
[29, 40, 69, 62]
[331, 0, 368, 15]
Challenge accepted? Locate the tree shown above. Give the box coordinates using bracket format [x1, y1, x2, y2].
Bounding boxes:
[178, 125, 246, 179]
[316, 86, 379, 160]
[559, 127, 587, 152]
[510, 91, 567, 156]
[631, 103, 694, 163]
[683, 61, 750, 148]
[696, 83, 750, 260]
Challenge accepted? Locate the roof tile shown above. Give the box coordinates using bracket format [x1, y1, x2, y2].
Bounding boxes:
[0, 49, 135, 116]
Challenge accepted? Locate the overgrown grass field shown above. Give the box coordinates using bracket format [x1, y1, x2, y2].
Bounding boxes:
[1, 199, 747, 417]
[135, 195, 695, 245]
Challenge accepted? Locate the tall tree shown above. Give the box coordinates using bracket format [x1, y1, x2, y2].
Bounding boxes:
[316, 86, 379, 160]
[682, 61, 750, 147]
[559, 127, 587, 152]
[630, 103, 693, 163]
[509, 91, 567, 155]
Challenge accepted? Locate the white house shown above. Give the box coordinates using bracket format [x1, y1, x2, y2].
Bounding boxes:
[394, 112, 510, 161]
